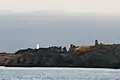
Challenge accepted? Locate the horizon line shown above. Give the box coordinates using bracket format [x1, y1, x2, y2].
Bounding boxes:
[0, 10, 120, 16]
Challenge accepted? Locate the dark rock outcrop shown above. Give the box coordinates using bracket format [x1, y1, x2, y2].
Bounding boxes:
[1, 43, 120, 69]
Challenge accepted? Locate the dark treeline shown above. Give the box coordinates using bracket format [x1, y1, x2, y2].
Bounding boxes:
[1, 40, 120, 69]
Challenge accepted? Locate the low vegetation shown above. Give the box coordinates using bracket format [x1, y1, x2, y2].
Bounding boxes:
[1, 40, 120, 69]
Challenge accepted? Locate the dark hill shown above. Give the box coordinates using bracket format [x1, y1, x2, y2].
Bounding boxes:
[1, 40, 120, 69]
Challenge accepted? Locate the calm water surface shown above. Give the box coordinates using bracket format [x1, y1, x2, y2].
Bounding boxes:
[0, 67, 120, 80]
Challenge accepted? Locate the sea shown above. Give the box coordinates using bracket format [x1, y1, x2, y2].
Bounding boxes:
[0, 67, 120, 80]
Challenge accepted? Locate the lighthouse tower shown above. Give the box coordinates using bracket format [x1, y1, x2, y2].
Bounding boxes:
[36, 44, 40, 49]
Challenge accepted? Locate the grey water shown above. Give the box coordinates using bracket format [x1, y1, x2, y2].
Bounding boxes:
[1, 14, 120, 52]
[0, 67, 120, 80]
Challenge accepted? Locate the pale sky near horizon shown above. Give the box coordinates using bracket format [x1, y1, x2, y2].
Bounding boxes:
[0, 0, 120, 14]
[1, 0, 120, 52]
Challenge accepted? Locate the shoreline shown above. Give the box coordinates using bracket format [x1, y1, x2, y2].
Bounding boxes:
[0, 66, 119, 71]
[1, 41, 120, 69]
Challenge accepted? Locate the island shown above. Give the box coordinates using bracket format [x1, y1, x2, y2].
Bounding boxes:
[0, 40, 120, 69]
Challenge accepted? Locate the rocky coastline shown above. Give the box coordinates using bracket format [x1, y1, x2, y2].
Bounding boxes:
[1, 40, 120, 69]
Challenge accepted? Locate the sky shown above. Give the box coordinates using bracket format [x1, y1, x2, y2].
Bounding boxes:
[0, 0, 120, 14]
[0, 0, 120, 52]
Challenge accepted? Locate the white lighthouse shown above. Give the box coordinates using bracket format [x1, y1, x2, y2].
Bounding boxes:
[36, 44, 40, 49]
